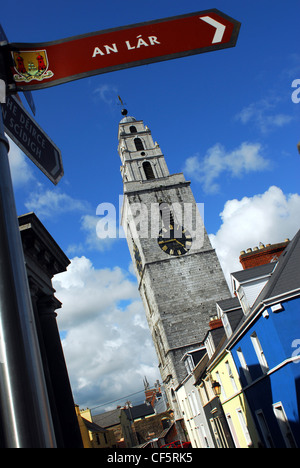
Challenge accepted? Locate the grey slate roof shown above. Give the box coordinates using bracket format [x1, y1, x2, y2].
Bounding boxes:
[216, 296, 241, 312]
[231, 262, 276, 283]
[92, 403, 155, 429]
[124, 403, 155, 420]
[92, 408, 122, 428]
[252, 228, 300, 308]
[82, 417, 106, 433]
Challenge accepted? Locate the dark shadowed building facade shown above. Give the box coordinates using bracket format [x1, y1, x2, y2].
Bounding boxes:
[18, 212, 82, 448]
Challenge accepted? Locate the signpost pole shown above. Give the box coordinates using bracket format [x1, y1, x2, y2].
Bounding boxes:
[0, 81, 56, 447]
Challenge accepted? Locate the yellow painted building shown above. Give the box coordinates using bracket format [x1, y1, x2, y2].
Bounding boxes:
[209, 352, 261, 448]
[75, 406, 116, 448]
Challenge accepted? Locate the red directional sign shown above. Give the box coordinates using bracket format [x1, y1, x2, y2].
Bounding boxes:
[8, 9, 241, 91]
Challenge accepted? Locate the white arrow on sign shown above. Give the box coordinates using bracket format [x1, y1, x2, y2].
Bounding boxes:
[200, 16, 226, 44]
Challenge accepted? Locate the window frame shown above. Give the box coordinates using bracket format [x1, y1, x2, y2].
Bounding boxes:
[250, 332, 269, 374]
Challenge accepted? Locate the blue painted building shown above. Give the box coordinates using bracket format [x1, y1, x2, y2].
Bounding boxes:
[228, 229, 300, 448]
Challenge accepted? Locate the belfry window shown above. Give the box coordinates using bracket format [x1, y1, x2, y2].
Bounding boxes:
[134, 138, 144, 151]
[159, 203, 175, 228]
[130, 125, 137, 133]
[143, 161, 155, 180]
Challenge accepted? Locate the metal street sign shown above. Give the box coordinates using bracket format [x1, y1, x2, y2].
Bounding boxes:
[7, 9, 241, 91]
[2, 94, 63, 184]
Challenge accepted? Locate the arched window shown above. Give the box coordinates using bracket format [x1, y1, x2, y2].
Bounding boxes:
[143, 161, 155, 180]
[159, 203, 175, 228]
[130, 125, 137, 133]
[134, 137, 144, 151]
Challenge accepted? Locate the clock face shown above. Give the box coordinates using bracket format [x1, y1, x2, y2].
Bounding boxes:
[157, 225, 193, 256]
[133, 242, 143, 275]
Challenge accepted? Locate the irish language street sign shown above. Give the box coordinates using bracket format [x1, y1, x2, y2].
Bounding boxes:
[2, 94, 63, 184]
[7, 9, 241, 91]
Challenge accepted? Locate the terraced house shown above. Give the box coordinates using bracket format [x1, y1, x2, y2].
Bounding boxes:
[175, 230, 300, 448]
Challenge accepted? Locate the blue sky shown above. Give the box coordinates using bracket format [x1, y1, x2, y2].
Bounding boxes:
[2, 0, 300, 412]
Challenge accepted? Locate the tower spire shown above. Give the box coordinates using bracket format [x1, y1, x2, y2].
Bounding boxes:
[118, 95, 128, 117]
[118, 110, 231, 413]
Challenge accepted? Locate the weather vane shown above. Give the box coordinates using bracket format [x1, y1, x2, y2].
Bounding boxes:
[117, 95, 128, 116]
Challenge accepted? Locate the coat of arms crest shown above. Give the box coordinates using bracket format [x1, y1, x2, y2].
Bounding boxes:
[12, 50, 54, 83]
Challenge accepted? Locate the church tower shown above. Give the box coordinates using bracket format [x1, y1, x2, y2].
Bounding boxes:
[118, 109, 230, 406]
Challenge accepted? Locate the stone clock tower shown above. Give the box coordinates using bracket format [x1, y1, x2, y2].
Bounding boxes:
[118, 109, 230, 407]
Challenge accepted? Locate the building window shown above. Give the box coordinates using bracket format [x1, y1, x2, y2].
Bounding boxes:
[210, 417, 229, 448]
[143, 161, 155, 180]
[250, 332, 269, 374]
[188, 394, 197, 417]
[256, 409, 274, 448]
[236, 408, 252, 447]
[238, 286, 250, 315]
[170, 388, 180, 415]
[226, 413, 240, 448]
[159, 203, 175, 229]
[225, 360, 238, 393]
[199, 424, 210, 448]
[273, 402, 297, 448]
[186, 396, 193, 420]
[130, 125, 137, 133]
[236, 348, 252, 385]
[221, 311, 232, 338]
[134, 137, 144, 151]
[184, 355, 194, 374]
[191, 391, 200, 415]
[204, 334, 215, 359]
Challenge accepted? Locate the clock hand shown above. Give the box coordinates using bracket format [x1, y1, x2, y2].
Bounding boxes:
[158, 238, 177, 244]
[175, 239, 185, 248]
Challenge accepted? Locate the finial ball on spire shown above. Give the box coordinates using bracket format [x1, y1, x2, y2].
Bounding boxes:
[121, 108, 128, 116]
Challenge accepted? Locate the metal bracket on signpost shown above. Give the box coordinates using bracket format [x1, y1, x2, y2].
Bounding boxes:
[0, 39, 15, 93]
[0, 24, 35, 112]
[0, 79, 5, 103]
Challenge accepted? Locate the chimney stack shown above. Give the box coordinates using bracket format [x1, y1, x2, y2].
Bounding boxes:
[239, 239, 290, 269]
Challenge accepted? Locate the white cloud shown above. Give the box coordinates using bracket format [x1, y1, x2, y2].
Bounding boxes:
[7, 137, 34, 188]
[52, 186, 300, 410]
[66, 214, 121, 256]
[53, 256, 160, 410]
[184, 142, 270, 194]
[210, 186, 300, 285]
[25, 189, 90, 219]
[82, 214, 119, 251]
[93, 83, 119, 106]
[235, 98, 293, 133]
